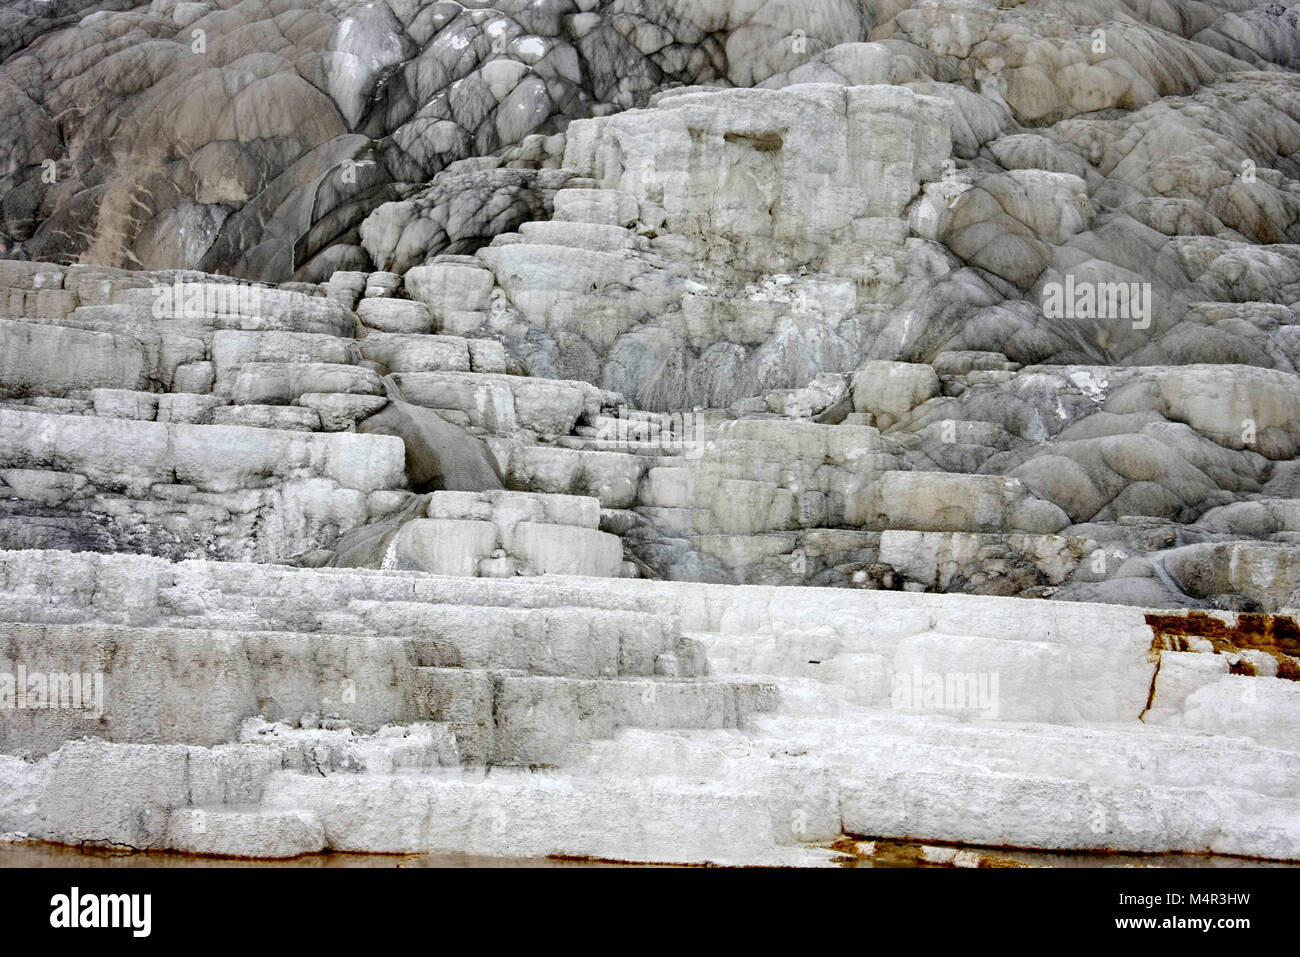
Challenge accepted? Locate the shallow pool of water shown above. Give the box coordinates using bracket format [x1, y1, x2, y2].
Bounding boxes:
[0, 842, 623, 868]
[2, 840, 1291, 869]
[845, 840, 1295, 868]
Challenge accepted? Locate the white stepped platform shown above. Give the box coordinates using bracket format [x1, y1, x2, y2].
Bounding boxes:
[262, 769, 835, 866]
[572, 683, 1300, 860]
[0, 550, 1297, 863]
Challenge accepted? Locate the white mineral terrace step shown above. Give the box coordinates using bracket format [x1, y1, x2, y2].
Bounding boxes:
[0, 549, 1152, 648]
[169, 807, 327, 859]
[0, 410, 404, 496]
[0, 620, 764, 763]
[571, 695, 1300, 859]
[0, 300, 355, 397]
[0, 561, 698, 672]
[490, 440, 648, 508]
[3, 739, 832, 865]
[0, 550, 1297, 862]
[356, 332, 507, 374]
[392, 370, 616, 437]
[1, 303, 508, 432]
[258, 769, 832, 865]
[0, 410, 409, 562]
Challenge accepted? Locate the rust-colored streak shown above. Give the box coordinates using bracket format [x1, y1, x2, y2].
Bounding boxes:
[723, 131, 784, 152]
[1144, 610, 1300, 681]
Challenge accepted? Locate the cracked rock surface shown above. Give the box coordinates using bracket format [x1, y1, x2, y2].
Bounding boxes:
[2, 1, 1300, 607]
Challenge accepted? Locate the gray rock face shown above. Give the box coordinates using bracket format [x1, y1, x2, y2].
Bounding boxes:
[358, 374, 504, 492]
[2, 0, 1300, 605]
[0, 0, 875, 279]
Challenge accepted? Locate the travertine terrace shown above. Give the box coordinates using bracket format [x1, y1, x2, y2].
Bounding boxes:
[1, 0, 1299, 864]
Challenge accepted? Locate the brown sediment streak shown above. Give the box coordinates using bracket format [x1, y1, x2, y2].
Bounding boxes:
[1144, 610, 1300, 681]
[1140, 653, 1162, 722]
